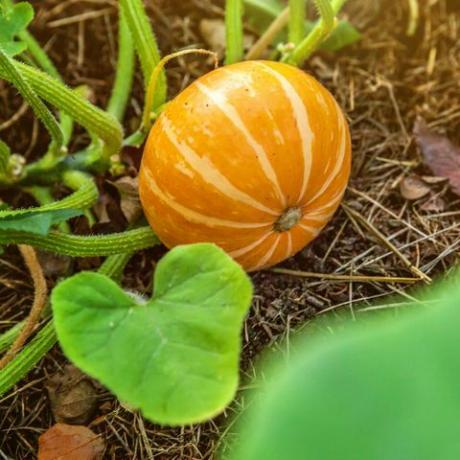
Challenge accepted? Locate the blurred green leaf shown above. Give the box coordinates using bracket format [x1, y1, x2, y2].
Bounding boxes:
[321, 20, 361, 51]
[228, 274, 460, 460]
[244, 0, 360, 53]
[0, 2, 34, 57]
[52, 243, 253, 426]
[244, 0, 284, 36]
[0, 208, 82, 235]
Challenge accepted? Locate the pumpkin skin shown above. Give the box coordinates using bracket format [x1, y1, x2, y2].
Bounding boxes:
[139, 60, 351, 271]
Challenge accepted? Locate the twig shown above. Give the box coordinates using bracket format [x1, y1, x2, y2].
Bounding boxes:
[47, 8, 114, 28]
[342, 204, 432, 283]
[245, 7, 290, 60]
[272, 268, 420, 284]
[0, 245, 47, 370]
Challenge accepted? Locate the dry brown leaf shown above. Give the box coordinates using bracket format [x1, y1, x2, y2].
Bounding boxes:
[46, 365, 97, 424]
[414, 118, 460, 196]
[421, 175, 449, 185]
[38, 423, 105, 460]
[109, 176, 143, 223]
[399, 175, 431, 200]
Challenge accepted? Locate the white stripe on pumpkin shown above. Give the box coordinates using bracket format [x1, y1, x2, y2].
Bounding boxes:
[142, 168, 272, 229]
[161, 116, 279, 216]
[252, 233, 281, 270]
[304, 103, 348, 206]
[195, 81, 286, 207]
[230, 231, 273, 258]
[255, 62, 314, 204]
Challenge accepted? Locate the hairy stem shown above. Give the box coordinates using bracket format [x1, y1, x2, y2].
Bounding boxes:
[225, 0, 244, 64]
[19, 30, 74, 145]
[0, 138, 10, 173]
[0, 245, 47, 370]
[0, 226, 159, 256]
[0, 250, 133, 396]
[107, 8, 135, 122]
[0, 320, 56, 397]
[0, 61, 123, 165]
[0, 47, 64, 156]
[0, 172, 98, 218]
[119, 0, 166, 109]
[285, 0, 343, 66]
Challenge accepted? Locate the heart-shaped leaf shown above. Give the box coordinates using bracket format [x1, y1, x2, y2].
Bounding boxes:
[0, 2, 34, 57]
[0, 208, 82, 235]
[52, 243, 253, 426]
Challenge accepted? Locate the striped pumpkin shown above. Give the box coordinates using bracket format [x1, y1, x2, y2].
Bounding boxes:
[139, 61, 351, 271]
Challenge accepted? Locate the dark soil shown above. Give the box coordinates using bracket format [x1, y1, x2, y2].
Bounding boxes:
[1, 0, 459, 458]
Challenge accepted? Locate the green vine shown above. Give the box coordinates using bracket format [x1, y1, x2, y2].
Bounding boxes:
[284, 0, 343, 65]
[0, 46, 64, 160]
[225, 0, 245, 64]
[119, 0, 166, 110]
[0, 226, 158, 256]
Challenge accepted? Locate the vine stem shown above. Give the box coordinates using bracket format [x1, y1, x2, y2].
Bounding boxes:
[0, 226, 159, 256]
[107, 7, 135, 122]
[0, 171, 98, 218]
[289, 0, 306, 45]
[19, 31, 74, 145]
[142, 49, 218, 132]
[0, 61, 123, 165]
[245, 7, 290, 60]
[285, 0, 344, 66]
[0, 137, 10, 173]
[0, 251, 135, 396]
[0, 245, 47, 370]
[119, 0, 166, 110]
[0, 46, 64, 157]
[225, 0, 244, 64]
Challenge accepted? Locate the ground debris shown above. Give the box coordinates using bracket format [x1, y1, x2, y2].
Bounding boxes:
[38, 423, 105, 460]
[46, 365, 98, 425]
[414, 118, 460, 196]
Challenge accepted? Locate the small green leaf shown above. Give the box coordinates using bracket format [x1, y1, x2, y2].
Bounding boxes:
[0, 208, 82, 235]
[0, 2, 34, 57]
[321, 20, 361, 51]
[52, 243, 253, 426]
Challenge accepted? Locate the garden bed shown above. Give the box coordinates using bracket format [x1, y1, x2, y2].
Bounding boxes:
[0, 0, 459, 458]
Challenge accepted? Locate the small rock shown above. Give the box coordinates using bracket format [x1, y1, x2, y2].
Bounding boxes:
[46, 365, 97, 425]
[38, 423, 105, 460]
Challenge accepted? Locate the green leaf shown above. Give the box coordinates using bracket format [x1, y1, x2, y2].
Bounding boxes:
[321, 20, 361, 51]
[0, 2, 34, 57]
[244, 0, 284, 35]
[0, 208, 81, 235]
[228, 275, 460, 460]
[52, 243, 253, 426]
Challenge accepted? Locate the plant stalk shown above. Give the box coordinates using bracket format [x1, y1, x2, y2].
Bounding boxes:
[107, 8, 135, 122]
[119, 0, 166, 109]
[284, 0, 344, 66]
[0, 47, 64, 157]
[225, 0, 245, 64]
[0, 226, 159, 256]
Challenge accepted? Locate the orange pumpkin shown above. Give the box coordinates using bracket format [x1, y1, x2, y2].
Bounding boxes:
[139, 60, 351, 271]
